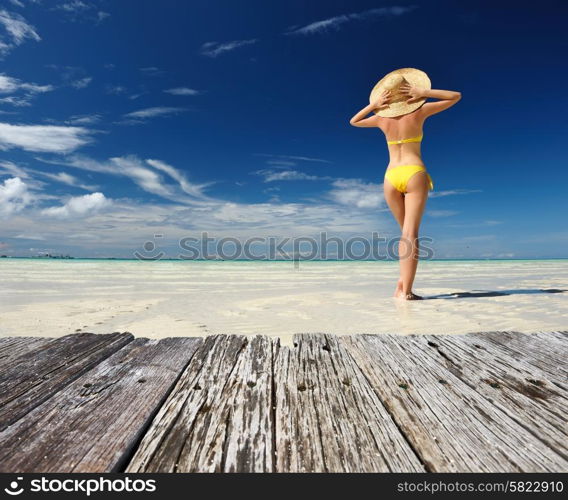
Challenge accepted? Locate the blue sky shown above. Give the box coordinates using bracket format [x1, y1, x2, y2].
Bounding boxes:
[0, 0, 567, 259]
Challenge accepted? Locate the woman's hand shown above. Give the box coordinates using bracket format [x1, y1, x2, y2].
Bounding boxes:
[350, 90, 391, 126]
[400, 82, 425, 104]
[371, 89, 391, 110]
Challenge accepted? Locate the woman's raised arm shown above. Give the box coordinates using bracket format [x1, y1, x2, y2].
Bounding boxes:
[349, 90, 390, 127]
[400, 83, 461, 117]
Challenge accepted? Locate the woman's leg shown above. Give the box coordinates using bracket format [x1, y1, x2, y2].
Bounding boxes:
[383, 180, 405, 295]
[383, 180, 405, 229]
[397, 172, 429, 299]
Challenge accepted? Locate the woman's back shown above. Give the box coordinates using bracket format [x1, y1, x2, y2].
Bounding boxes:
[380, 111, 426, 168]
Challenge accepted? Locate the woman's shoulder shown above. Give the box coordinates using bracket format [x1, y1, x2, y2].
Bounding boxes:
[378, 112, 424, 131]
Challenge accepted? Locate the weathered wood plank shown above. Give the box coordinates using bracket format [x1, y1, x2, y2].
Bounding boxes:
[0, 332, 133, 431]
[0, 336, 51, 366]
[470, 331, 567, 386]
[273, 334, 425, 472]
[0, 331, 565, 474]
[340, 334, 568, 472]
[126, 335, 273, 473]
[539, 330, 568, 341]
[416, 334, 568, 460]
[0, 337, 202, 473]
[272, 337, 325, 472]
[533, 331, 568, 374]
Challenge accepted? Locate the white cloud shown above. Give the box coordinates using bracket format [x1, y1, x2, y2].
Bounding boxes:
[0, 95, 32, 106]
[0, 9, 40, 56]
[0, 160, 50, 192]
[200, 39, 257, 57]
[9, 1, 25, 8]
[146, 159, 213, 198]
[65, 113, 101, 125]
[285, 6, 417, 35]
[3, 153, 409, 254]
[265, 160, 296, 167]
[14, 233, 45, 241]
[1, 160, 97, 191]
[164, 87, 200, 96]
[45, 64, 93, 90]
[0, 73, 53, 94]
[1, 195, 391, 256]
[254, 153, 331, 164]
[39, 171, 97, 191]
[122, 106, 186, 121]
[0, 122, 92, 153]
[0, 73, 54, 106]
[42, 192, 110, 219]
[38, 154, 210, 202]
[105, 84, 126, 95]
[253, 153, 333, 172]
[429, 189, 482, 198]
[255, 169, 328, 182]
[54, 1, 90, 13]
[203, 201, 382, 235]
[109, 156, 174, 198]
[70, 76, 92, 89]
[51, 1, 109, 24]
[0, 160, 28, 178]
[328, 179, 384, 209]
[96, 11, 110, 23]
[139, 67, 163, 76]
[0, 176, 31, 216]
[128, 91, 148, 100]
[36, 154, 113, 175]
[427, 210, 459, 217]
[0, 167, 399, 253]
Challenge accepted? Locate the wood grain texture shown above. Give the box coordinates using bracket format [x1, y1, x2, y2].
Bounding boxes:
[0, 337, 202, 473]
[0, 336, 51, 366]
[0, 332, 133, 431]
[273, 333, 425, 472]
[126, 335, 274, 473]
[421, 333, 568, 459]
[340, 334, 568, 472]
[470, 331, 568, 387]
[0, 331, 566, 473]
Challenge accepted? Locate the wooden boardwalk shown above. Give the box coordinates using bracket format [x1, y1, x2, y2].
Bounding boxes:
[0, 331, 566, 473]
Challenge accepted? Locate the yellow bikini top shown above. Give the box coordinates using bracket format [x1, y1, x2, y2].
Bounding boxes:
[386, 134, 423, 145]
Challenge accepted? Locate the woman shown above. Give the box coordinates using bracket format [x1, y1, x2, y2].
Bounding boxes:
[349, 68, 461, 300]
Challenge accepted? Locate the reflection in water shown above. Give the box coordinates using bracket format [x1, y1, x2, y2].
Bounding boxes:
[392, 297, 426, 334]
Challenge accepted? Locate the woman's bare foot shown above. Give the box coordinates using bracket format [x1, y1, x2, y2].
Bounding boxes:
[394, 290, 423, 300]
[393, 278, 403, 297]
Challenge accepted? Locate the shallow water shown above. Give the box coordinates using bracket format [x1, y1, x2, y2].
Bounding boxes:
[1, 259, 567, 344]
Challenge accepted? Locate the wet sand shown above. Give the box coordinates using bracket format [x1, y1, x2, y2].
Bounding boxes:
[1, 259, 567, 346]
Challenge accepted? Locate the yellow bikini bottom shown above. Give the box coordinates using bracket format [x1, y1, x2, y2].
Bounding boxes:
[384, 164, 434, 193]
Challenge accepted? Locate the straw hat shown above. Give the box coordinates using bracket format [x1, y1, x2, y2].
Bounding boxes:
[370, 68, 431, 118]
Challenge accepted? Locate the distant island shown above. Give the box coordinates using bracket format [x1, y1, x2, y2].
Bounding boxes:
[32, 254, 75, 259]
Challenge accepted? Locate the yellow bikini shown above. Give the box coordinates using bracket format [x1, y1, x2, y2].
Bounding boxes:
[384, 134, 434, 193]
[386, 134, 424, 145]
